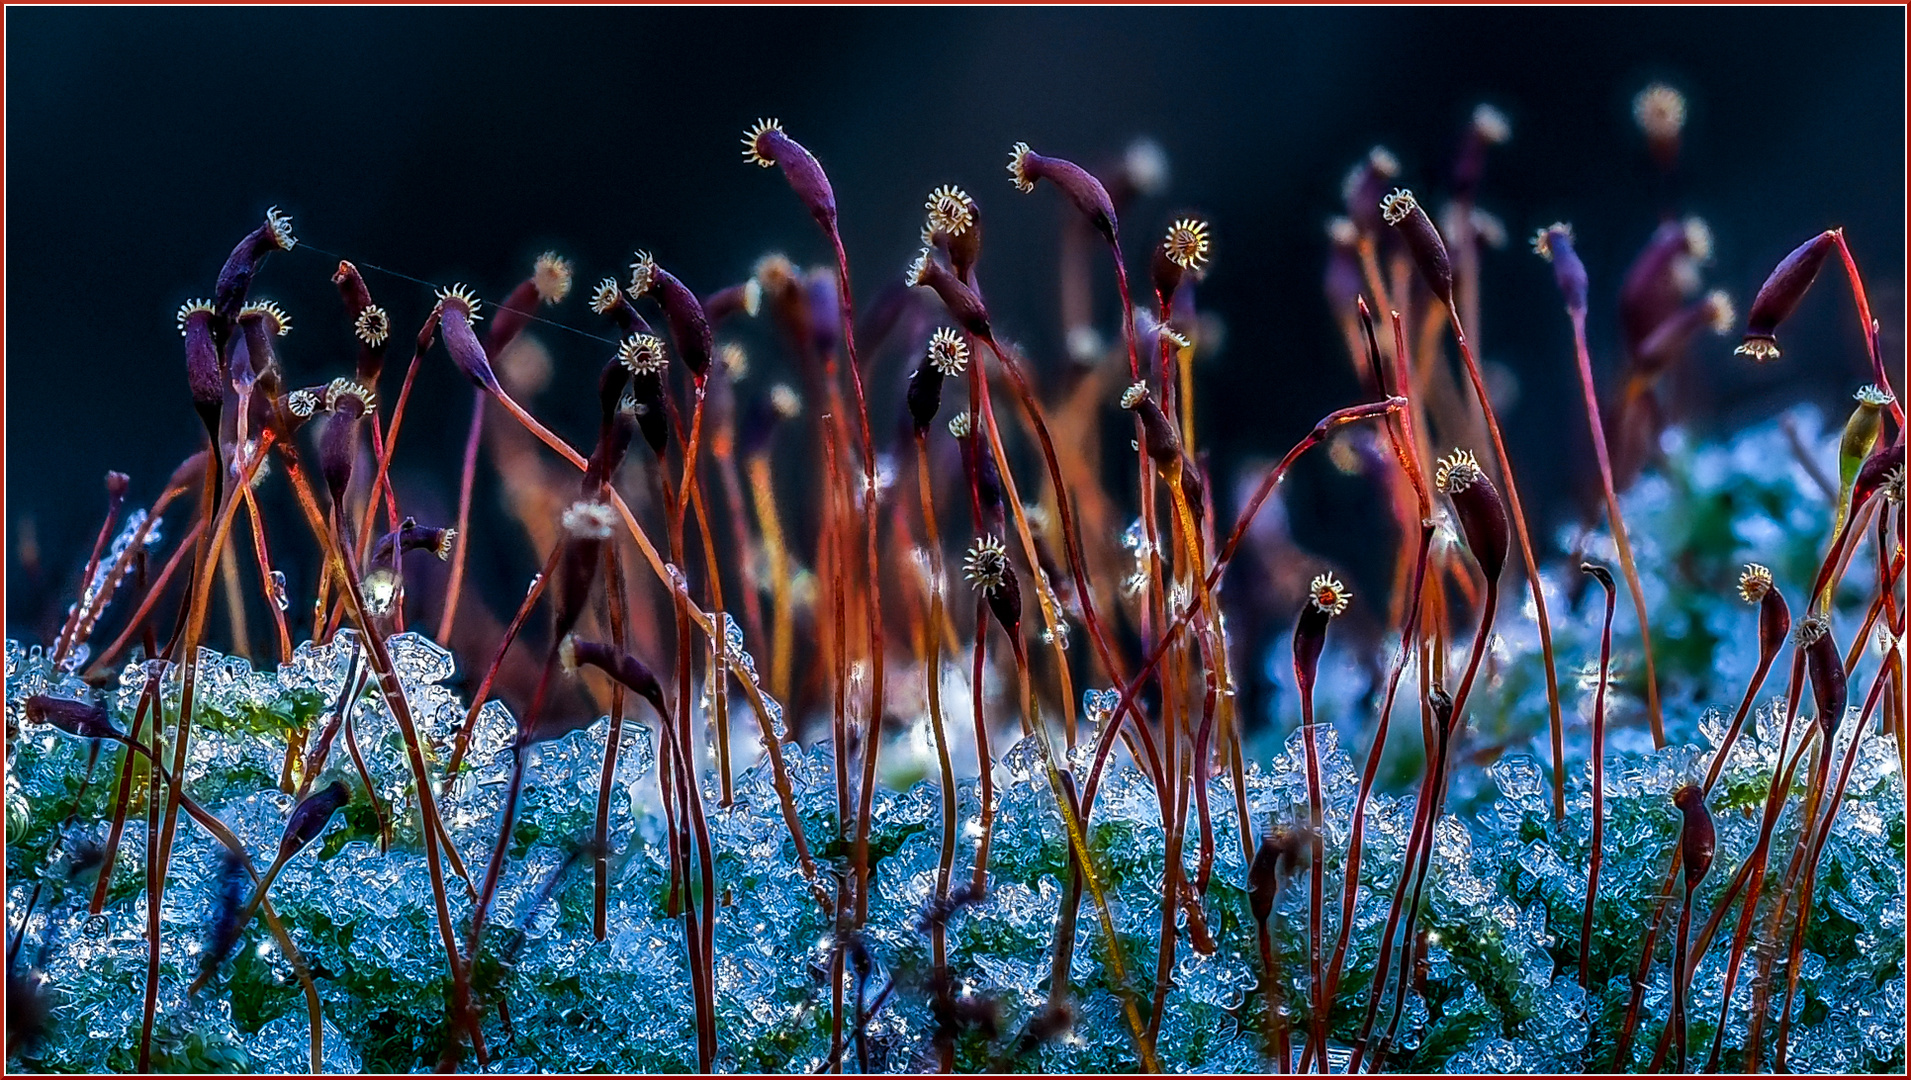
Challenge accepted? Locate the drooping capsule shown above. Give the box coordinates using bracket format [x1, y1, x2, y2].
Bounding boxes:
[23, 694, 120, 742]
[1380, 188, 1454, 307]
[213, 206, 296, 318]
[561, 635, 669, 721]
[277, 780, 350, 864]
[1119, 383, 1181, 467]
[1435, 449, 1509, 582]
[905, 248, 992, 340]
[1736, 230, 1837, 362]
[1007, 142, 1119, 244]
[742, 119, 838, 232]
[629, 250, 714, 382]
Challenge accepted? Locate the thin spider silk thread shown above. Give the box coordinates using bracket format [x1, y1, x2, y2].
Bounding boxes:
[296, 241, 622, 347]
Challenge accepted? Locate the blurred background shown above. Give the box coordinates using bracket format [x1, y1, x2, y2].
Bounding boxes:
[6, 6, 1903, 683]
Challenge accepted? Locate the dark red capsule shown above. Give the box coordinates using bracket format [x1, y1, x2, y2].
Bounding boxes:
[1737, 230, 1837, 363]
[617, 333, 671, 458]
[702, 278, 762, 327]
[1152, 217, 1212, 304]
[1672, 785, 1715, 888]
[1435, 449, 1509, 582]
[1380, 188, 1454, 307]
[1633, 290, 1733, 378]
[1736, 565, 1791, 665]
[1292, 574, 1351, 701]
[1799, 617, 1847, 736]
[317, 380, 375, 512]
[1619, 218, 1711, 357]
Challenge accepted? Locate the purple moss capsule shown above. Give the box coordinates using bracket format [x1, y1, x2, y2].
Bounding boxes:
[702, 278, 763, 327]
[924, 184, 983, 281]
[552, 501, 614, 646]
[804, 267, 841, 360]
[318, 379, 375, 512]
[372, 517, 457, 565]
[1152, 218, 1212, 302]
[1798, 617, 1847, 736]
[199, 848, 249, 982]
[1007, 142, 1119, 244]
[561, 635, 668, 720]
[1119, 382, 1181, 467]
[742, 119, 837, 232]
[24, 694, 120, 742]
[740, 384, 801, 460]
[1435, 449, 1509, 582]
[1619, 218, 1711, 357]
[1452, 104, 1511, 200]
[1672, 784, 1715, 888]
[177, 299, 225, 437]
[332, 261, 391, 386]
[279, 780, 349, 863]
[213, 206, 296, 318]
[617, 333, 671, 457]
[1532, 223, 1588, 314]
[964, 535, 1021, 636]
[630, 251, 714, 381]
[1737, 230, 1837, 362]
[584, 394, 639, 498]
[906, 328, 969, 435]
[1380, 188, 1454, 307]
[235, 300, 292, 382]
[905, 248, 991, 339]
[484, 252, 571, 361]
[1342, 146, 1401, 234]
[435, 284, 498, 391]
[1247, 828, 1308, 926]
[1292, 574, 1351, 700]
[1633, 290, 1733, 378]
